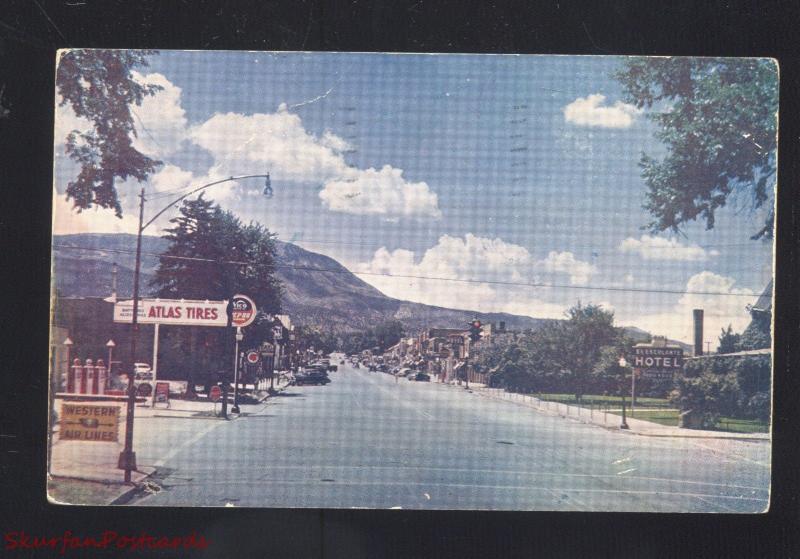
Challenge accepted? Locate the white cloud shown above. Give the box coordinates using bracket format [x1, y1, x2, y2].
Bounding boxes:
[619, 235, 718, 261]
[129, 71, 189, 157]
[54, 98, 94, 149]
[147, 163, 240, 204]
[620, 271, 754, 345]
[54, 73, 188, 159]
[319, 165, 441, 218]
[563, 94, 642, 128]
[56, 76, 441, 222]
[540, 251, 597, 285]
[52, 189, 139, 235]
[189, 105, 350, 183]
[189, 105, 441, 220]
[354, 234, 595, 319]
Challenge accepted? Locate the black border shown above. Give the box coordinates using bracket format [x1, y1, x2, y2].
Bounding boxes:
[2, 1, 799, 557]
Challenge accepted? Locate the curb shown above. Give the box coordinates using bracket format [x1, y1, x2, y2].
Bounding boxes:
[109, 472, 158, 505]
[49, 468, 157, 506]
[470, 387, 770, 442]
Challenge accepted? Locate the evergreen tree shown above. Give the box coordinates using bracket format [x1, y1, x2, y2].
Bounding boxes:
[149, 195, 283, 393]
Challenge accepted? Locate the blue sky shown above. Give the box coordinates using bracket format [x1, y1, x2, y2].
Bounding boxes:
[53, 51, 775, 344]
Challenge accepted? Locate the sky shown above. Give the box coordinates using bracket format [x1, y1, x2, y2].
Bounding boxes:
[52, 51, 776, 345]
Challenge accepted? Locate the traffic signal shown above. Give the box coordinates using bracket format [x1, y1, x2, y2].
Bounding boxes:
[469, 319, 482, 343]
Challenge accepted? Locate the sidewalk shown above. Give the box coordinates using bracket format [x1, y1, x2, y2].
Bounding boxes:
[135, 376, 290, 419]
[48, 375, 292, 504]
[448, 382, 769, 441]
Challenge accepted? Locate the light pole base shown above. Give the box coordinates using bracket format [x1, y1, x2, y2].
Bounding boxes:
[231, 405, 240, 414]
[117, 450, 137, 471]
[619, 423, 630, 430]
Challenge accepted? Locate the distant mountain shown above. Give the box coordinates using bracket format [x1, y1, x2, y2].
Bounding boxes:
[51, 233, 553, 333]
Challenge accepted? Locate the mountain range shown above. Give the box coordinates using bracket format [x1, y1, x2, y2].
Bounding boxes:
[51, 233, 555, 333]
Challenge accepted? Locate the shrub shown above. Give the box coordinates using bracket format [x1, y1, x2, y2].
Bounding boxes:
[747, 391, 771, 422]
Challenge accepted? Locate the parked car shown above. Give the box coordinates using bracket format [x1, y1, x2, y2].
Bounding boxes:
[133, 362, 153, 382]
[295, 367, 330, 386]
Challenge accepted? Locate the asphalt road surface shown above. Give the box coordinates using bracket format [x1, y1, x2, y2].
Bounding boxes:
[130, 361, 770, 511]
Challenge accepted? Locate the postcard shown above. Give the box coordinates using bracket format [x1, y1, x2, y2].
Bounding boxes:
[48, 50, 775, 511]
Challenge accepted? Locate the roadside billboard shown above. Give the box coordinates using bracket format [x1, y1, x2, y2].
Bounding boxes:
[631, 346, 684, 380]
[59, 404, 120, 442]
[113, 298, 228, 327]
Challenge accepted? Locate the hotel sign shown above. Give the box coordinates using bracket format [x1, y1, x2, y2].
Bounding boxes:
[631, 346, 684, 379]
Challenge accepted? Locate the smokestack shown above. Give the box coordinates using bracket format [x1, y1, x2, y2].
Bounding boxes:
[693, 309, 704, 356]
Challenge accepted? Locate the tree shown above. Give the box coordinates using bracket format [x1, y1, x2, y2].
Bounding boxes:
[150, 195, 283, 393]
[739, 312, 771, 351]
[559, 303, 620, 402]
[593, 341, 632, 397]
[615, 57, 778, 239]
[717, 324, 741, 354]
[151, 195, 222, 300]
[373, 321, 405, 353]
[57, 49, 163, 216]
[671, 353, 770, 428]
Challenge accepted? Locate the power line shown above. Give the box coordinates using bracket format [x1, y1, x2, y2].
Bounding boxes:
[53, 244, 249, 266]
[52, 243, 760, 299]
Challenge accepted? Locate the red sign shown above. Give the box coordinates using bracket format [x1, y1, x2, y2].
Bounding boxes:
[154, 381, 170, 405]
[209, 385, 222, 402]
[246, 351, 260, 364]
[230, 294, 257, 327]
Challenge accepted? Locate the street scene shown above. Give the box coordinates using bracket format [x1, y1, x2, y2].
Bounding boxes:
[48, 51, 775, 511]
[123, 357, 768, 511]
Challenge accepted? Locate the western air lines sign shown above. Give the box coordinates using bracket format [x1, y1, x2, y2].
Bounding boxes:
[60, 404, 120, 442]
[113, 299, 228, 327]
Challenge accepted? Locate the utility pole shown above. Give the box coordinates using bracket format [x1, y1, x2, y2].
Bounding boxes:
[118, 187, 145, 482]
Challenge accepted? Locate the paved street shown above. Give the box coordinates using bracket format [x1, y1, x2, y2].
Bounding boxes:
[130, 362, 770, 511]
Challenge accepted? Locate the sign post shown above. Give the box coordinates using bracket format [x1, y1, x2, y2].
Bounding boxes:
[154, 381, 170, 408]
[628, 344, 684, 418]
[209, 385, 222, 416]
[229, 294, 257, 414]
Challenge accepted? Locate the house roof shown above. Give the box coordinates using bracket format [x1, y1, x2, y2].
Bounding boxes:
[751, 279, 773, 314]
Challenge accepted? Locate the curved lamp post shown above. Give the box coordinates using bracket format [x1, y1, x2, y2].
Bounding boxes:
[118, 174, 272, 483]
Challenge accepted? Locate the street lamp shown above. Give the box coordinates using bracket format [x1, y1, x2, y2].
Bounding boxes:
[106, 339, 115, 379]
[62, 337, 74, 392]
[618, 357, 630, 430]
[118, 174, 272, 482]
